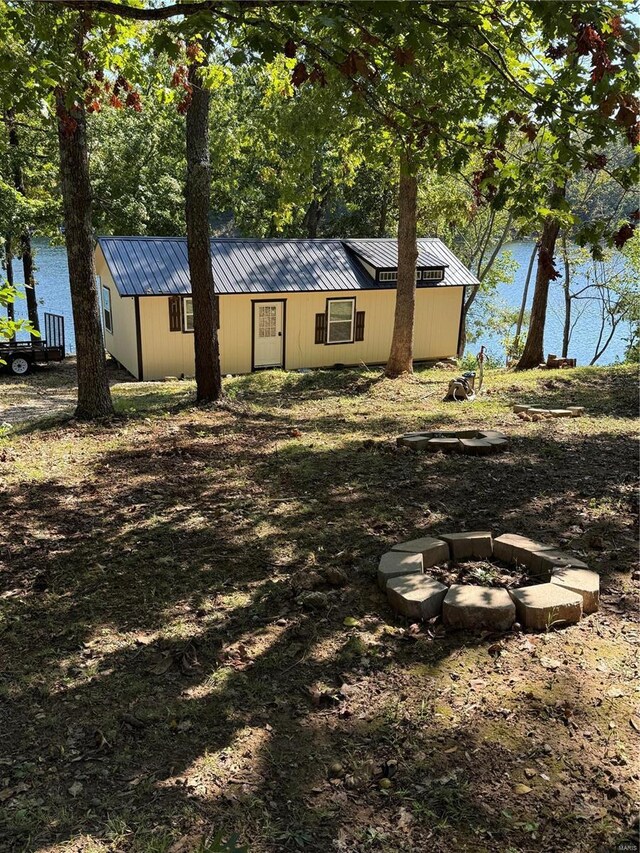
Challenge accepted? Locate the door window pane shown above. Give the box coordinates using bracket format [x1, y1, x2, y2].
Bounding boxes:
[258, 305, 277, 337]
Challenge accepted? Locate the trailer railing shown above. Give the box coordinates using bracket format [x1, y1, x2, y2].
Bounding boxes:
[44, 312, 65, 353]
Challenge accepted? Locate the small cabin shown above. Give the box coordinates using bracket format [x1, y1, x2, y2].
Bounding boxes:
[94, 237, 478, 380]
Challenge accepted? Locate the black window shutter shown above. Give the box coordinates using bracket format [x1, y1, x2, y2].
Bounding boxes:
[168, 296, 181, 331]
[355, 310, 365, 341]
[315, 312, 327, 344]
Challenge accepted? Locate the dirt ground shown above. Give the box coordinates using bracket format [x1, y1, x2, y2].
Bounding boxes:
[0, 362, 638, 853]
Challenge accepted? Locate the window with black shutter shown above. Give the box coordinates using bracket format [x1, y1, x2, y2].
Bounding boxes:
[168, 296, 182, 331]
[315, 312, 327, 344]
[355, 311, 365, 341]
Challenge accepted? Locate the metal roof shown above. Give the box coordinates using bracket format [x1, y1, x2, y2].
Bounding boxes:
[98, 236, 478, 298]
[345, 238, 448, 270]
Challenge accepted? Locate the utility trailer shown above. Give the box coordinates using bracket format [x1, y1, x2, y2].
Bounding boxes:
[0, 312, 66, 375]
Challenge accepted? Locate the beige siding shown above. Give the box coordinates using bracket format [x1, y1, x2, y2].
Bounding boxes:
[136, 286, 463, 380]
[95, 245, 139, 378]
[138, 297, 199, 380]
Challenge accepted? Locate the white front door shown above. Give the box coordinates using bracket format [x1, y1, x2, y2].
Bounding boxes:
[253, 301, 284, 369]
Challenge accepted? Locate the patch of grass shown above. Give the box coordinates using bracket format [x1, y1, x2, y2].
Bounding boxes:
[0, 363, 637, 852]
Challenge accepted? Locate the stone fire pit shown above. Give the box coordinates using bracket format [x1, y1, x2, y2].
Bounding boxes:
[378, 532, 599, 632]
[396, 429, 509, 455]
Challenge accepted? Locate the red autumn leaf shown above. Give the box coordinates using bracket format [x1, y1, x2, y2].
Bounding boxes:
[545, 42, 567, 60]
[520, 122, 538, 142]
[360, 29, 381, 47]
[353, 52, 371, 77]
[338, 51, 358, 77]
[109, 94, 123, 109]
[177, 93, 192, 115]
[539, 247, 561, 281]
[575, 23, 605, 56]
[86, 99, 101, 114]
[284, 38, 297, 58]
[291, 61, 308, 88]
[393, 46, 415, 66]
[608, 15, 624, 39]
[598, 92, 619, 117]
[186, 42, 201, 60]
[309, 65, 327, 87]
[613, 223, 635, 249]
[615, 94, 639, 127]
[126, 91, 142, 112]
[585, 153, 607, 171]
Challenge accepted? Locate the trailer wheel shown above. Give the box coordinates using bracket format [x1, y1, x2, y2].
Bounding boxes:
[9, 356, 31, 376]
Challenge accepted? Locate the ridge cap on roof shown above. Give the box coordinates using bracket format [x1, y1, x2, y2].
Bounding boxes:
[100, 235, 355, 244]
[99, 235, 443, 244]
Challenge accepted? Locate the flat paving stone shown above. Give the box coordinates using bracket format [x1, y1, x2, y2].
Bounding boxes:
[443, 584, 515, 631]
[551, 567, 600, 614]
[513, 404, 532, 413]
[392, 537, 450, 567]
[377, 551, 423, 590]
[387, 573, 448, 621]
[509, 583, 583, 630]
[478, 430, 508, 441]
[568, 406, 585, 417]
[441, 531, 493, 560]
[549, 409, 573, 418]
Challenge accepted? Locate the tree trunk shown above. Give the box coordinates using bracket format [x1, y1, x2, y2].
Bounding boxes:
[512, 240, 537, 356]
[56, 83, 114, 418]
[385, 150, 418, 377]
[4, 236, 16, 342]
[561, 233, 571, 358]
[377, 189, 389, 237]
[5, 109, 40, 339]
[303, 199, 321, 238]
[515, 187, 563, 371]
[21, 234, 39, 340]
[186, 56, 222, 403]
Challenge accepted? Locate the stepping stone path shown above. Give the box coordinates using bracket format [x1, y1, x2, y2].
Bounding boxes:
[397, 428, 509, 455]
[514, 404, 585, 420]
[378, 530, 600, 632]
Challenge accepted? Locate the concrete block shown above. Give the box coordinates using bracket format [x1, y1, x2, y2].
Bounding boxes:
[568, 406, 585, 417]
[478, 430, 508, 441]
[426, 437, 461, 453]
[528, 549, 590, 577]
[513, 404, 531, 413]
[440, 531, 493, 560]
[459, 438, 494, 456]
[549, 409, 573, 418]
[493, 533, 555, 566]
[551, 567, 600, 614]
[398, 435, 432, 451]
[377, 551, 423, 590]
[484, 437, 509, 449]
[443, 584, 516, 631]
[387, 573, 448, 621]
[392, 537, 450, 567]
[509, 583, 583, 630]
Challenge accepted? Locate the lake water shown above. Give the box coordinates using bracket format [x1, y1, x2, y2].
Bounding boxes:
[6, 237, 632, 365]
